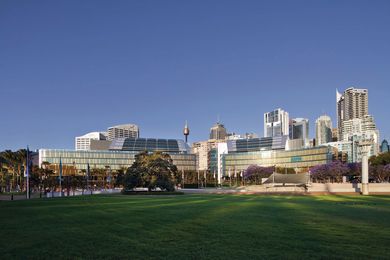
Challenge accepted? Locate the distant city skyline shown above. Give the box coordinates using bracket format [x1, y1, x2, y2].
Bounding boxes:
[1, 1, 389, 150]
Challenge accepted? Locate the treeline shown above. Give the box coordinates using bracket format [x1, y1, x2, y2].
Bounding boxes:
[0, 149, 127, 193]
[310, 152, 390, 183]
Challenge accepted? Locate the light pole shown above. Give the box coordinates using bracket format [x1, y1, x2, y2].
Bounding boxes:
[182, 170, 184, 189]
[204, 171, 207, 188]
[359, 140, 372, 195]
[197, 170, 200, 189]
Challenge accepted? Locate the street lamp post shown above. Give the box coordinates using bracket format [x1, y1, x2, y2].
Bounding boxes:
[359, 140, 372, 195]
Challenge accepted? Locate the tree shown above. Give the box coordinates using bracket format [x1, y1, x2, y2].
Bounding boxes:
[244, 165, 274, 184]
[310, 161, 350, 183]
[0, 149, 28, 191]
[123, 151, 179, 192]
[114, 168, 126, 188]
[368, 152, 390, 182]
[369, 152, 390, 166]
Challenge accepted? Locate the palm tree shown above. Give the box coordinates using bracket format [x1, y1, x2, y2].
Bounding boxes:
[1, 150, 18, 191]
[15, 149, 27, 191]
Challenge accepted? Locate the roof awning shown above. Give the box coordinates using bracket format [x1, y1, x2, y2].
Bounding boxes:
[263, 172, 310, 184]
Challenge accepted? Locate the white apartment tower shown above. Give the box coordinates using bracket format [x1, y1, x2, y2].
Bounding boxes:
[75, 132, 107, 151]
[192, 141, 209, 171]
[337, 87, 368, 140]
[107, 124, 139, 140]
[342, 115, 380, 158]
[264, 108, 289, 138]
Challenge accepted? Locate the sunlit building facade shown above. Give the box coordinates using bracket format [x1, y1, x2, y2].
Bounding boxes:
[107, 124, 139, 141]
[39, 149, 196, 174]
[264, 108, 289, 138]
[223, 146, 335, 175]
[39, 138, 196, 174]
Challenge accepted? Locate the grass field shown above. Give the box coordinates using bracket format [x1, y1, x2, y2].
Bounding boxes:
[1, 194, 390, 259]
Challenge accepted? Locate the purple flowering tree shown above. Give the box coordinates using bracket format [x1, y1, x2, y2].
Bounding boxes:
[310, 161, 349, 183]
[244, 165, 274, 184]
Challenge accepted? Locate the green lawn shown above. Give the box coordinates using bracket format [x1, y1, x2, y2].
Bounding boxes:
[1, 194, 390, 259]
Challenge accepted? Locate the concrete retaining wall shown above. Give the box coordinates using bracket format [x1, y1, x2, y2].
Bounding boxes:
[308, 183, 390, 193]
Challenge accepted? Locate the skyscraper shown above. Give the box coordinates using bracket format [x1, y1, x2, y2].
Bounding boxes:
[315, 115, 332, 146]
[337, 87, 368, 140]
[264, 108, 289, 138]
[107, 124, 139, 141]
[289, 118, 309, 147]
[381, 140, 389, 153]
[209, 122, 227, 140]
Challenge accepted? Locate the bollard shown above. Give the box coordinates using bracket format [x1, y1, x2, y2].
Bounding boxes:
[11, 194, 13, 200]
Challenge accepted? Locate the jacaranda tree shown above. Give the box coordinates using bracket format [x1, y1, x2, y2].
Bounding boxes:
[310, 161, 350, 183]
[244, 165, 274, 184]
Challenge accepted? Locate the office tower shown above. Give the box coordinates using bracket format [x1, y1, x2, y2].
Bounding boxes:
[315, 115, 333, 146]
[75, 132, 107, 151]
[107, 124, 139, 141]
[331, 128, 338, 142]
[264, 108, 289, 137]
[381, 140, 389, 153]
[289, 118, 309, 147]
[337, 87, 368, 140]
[209, 122, 227, 140]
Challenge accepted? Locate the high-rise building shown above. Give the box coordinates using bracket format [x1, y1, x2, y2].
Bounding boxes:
[331, 128, 338, 142]
[381, 140, 389, 153]
[289, 118, 309, 147]
[264, 108, 289, 137]
[192, 141, 209, 171]
[341, 115, 380, 158]
[337, 87, 368, 140]
[209, 122, 227, 140]
[342, 115, 379, 141]
[107, 124, 139, 141]
[75, 132, 107, 151]
[315, 115, 332, 146]
[192, 139, 225, 171]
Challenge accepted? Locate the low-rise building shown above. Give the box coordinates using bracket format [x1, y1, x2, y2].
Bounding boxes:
[223, 146, 335, 175]
[40, 137, 196, 174]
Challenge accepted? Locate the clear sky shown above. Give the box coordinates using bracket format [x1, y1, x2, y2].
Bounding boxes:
[1, 0, 389, 151]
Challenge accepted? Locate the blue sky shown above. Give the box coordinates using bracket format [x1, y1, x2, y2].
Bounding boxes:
[1, 0, 389, 150]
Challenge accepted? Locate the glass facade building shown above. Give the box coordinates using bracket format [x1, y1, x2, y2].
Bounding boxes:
[227, 136, 288, 153]
[381, 140, 389, 153]
[39, 149, 196, 174]
[223, 146, 334, 175]
[208, 149, 218, 173]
